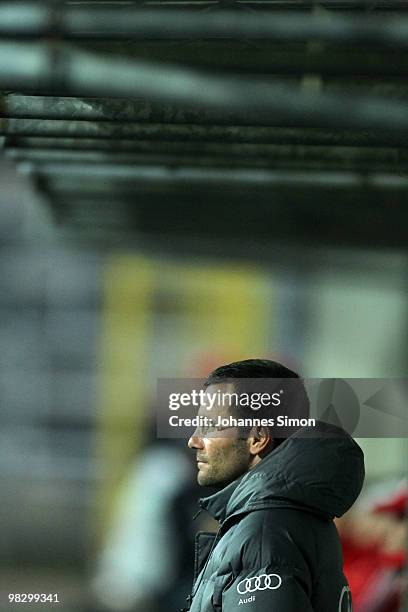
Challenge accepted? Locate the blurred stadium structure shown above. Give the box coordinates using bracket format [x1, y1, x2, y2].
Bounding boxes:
[0, 1, 407, 611]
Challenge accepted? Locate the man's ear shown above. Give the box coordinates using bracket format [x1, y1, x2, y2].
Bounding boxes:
[248, 426, 273, 457]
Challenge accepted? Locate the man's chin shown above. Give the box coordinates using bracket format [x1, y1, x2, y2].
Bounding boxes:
[197, 466, 214, 486]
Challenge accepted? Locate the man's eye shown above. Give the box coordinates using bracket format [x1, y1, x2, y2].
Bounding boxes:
[200, 420, 216, 436]
[208, 424, 231, 435]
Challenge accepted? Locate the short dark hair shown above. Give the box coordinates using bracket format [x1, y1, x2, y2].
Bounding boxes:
[204, 358, 309, 449]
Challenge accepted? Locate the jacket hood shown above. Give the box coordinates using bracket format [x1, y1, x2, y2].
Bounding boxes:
[200, 422, 365, 524]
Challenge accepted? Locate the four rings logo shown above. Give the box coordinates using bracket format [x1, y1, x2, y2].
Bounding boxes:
[237, 573, 282, 594]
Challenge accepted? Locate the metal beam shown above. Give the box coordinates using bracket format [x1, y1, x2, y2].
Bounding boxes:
[5, 144, 408, 176]
[8, 148, 288, 169]
[5, 119, 354, 142]
[1, 46, 408, 133]
[24, 162, 408, 191]
[5, 144, 405, 164]
[2, 5, 408, 48]
[1, 95, 239, 123]
[7, 127, 408, 147]
[36, 1, 408, 9]
[4, 92, 408, 128]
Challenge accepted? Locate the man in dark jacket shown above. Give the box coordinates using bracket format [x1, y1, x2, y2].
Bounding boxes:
[186, 359, 365, 611]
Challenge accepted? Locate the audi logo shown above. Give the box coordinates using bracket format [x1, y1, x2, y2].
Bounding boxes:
[237, 573, 282, 594]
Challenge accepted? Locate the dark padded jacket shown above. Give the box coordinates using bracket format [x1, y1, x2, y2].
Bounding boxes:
[187, 423, 365, 612]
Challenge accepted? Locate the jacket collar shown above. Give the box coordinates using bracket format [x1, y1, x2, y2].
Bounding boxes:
[199, 474, 244, 524]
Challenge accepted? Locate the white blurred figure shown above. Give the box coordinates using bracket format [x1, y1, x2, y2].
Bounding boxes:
[91, 443, 198, 612]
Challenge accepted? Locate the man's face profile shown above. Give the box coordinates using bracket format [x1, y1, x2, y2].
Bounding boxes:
[187, 382, 253, 487]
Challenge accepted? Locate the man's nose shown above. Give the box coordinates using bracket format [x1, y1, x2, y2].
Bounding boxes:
[188, 432, 204, 449]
